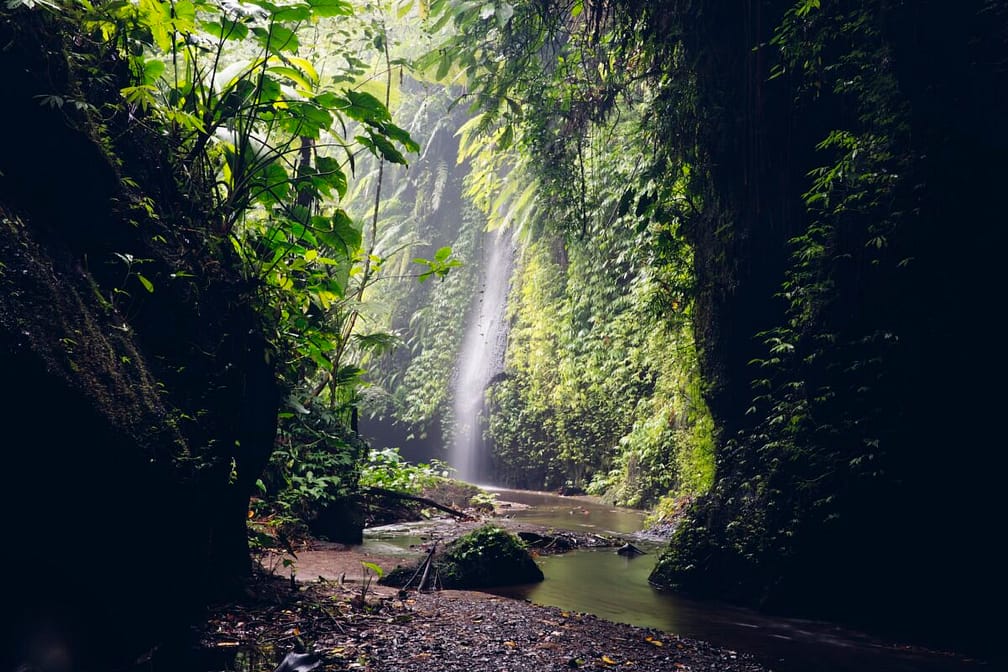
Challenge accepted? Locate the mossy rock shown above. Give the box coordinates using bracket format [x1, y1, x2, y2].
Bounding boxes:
[383, 525, 544, 590]
[440, 526, 544, 588]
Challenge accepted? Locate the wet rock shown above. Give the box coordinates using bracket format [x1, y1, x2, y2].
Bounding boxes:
[616, 543, 646, 557]
[273, 651, 323, 672]
[517, 531, 576, 552]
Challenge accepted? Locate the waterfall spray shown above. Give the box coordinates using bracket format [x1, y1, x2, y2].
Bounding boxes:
[449, 229, 514, 483]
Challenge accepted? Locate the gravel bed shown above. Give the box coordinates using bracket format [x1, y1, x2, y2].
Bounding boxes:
[202, 577, 768, 672]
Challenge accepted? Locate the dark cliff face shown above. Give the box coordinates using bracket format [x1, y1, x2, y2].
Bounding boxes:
[0, 11, 279, 668]
[644, 0, 1006, 655]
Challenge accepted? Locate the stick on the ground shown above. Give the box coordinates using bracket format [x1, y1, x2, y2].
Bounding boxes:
[402, 543, 438, 591]
[418, 547, 434, 592]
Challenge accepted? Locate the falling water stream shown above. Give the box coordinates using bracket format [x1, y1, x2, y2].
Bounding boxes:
[448, 228, 514, 482]
[362, 205, 987, 672]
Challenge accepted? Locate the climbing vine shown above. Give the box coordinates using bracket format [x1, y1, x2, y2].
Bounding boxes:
[386, 0, 715, 507]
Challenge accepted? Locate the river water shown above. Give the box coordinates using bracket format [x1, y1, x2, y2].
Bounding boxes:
[385, 487, 989, 672]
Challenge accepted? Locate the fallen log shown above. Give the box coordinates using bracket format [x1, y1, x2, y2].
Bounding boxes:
[360, 486, 469, 519]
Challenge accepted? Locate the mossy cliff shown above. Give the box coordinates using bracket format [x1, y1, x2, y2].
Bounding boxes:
[641, 1, 1005, 656]
[1, 9, 279, 668]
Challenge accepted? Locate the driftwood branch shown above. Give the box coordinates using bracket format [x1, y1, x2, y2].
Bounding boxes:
[397, 542, 439, 592]
[361, 486, 469, 519]
[417, 543, 436, 591]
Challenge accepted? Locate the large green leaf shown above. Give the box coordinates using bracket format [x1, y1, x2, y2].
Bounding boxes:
[356, 131, 407, 165]
[271, 2, 311, 21]
[258, 75, 283, 102]
[342, 89, 391, 123]
[253, 24, 299, 53]
[138, 0, 173, 50]
[253, 163, 292, 206]
[313, 91, 342, 109]
[308, 0, 353, 16]
[200, 19, 249, 41]
[314, 156, 348, 199]
[268, 66, 314, 92]
[137, 57, 165, 85]
[314, 209, 362, 255]
[376, 121, 420, 153]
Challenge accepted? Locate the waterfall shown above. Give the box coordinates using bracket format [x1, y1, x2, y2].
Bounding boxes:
[449, 228, 514, 483]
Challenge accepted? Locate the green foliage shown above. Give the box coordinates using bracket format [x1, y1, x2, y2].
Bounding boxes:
[417, 6, 713, 504]
[436, 525, 543, 589]
[262, 404, 366, 532]
[358, 559, 383, 603]
[60, 0, 454, 536]
[359, 446, 453, 494]
[711, 0, 913, 563]
[74, 0, 424, 403]
[468, 490, 498, 511]
[360, 87, 486, 439]
[413, 245, 462, 282]
[355, 0, 716, 508]
[487, 229, 713, 507]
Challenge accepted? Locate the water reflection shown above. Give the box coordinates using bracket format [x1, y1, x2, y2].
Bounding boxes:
[361, 489, 988, 671]
[481, 489, 988, 672]
[484, 486, 646, 535]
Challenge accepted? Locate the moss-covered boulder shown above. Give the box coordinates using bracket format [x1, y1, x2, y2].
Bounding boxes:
[384, 526, 544, 590]
[440, 526, 544, 588]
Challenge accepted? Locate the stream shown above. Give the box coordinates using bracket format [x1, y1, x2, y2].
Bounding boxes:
[364, 488, 989, 672]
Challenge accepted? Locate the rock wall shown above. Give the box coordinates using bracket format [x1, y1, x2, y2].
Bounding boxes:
[641, 0, 1005, 656]
[1, 10, 279, 669]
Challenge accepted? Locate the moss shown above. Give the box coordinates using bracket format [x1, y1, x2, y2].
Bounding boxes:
[436, 526, 543, 589]
[0, 13, 282, 663]
[383, 525, 544, 590]
[0, 212, 185, 461]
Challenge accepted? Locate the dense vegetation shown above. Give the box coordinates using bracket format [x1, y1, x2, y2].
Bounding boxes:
[361, 4, 716, 511]
[363, 0, 1006, 654]
[1, 0, 423, 664]
[413, 0, 1003, 654]
[2, 0, 1004, 665]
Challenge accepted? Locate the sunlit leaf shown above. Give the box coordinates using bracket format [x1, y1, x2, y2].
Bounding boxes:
[269, 66, 314, 92]
[284, 56, 320, 84]
[253, 24, 299, 53]
[140, 58, 164, 85]
[200, 19, 250, 41]
[361, 560, 384, 578]
[308, 0, 353, 17]
[272, 2, 310, 21]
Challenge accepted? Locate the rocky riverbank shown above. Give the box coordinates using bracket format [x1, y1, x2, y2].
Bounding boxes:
[217, 502, 766, 672]
[199, 573, 767, 672]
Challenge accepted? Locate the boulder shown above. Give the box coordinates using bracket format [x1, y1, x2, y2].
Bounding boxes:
[383, 526, 544, 590]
